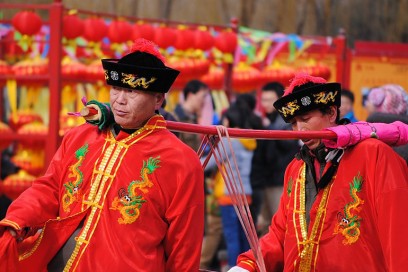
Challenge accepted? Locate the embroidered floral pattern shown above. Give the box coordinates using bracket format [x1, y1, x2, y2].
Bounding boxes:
[111, 156, 160, 224]
[334, 174, 364, 245]
[62, 144, 89, 212]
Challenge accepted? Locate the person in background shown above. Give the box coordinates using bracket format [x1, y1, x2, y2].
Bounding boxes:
[0, 39, 204, 271]
[340, 88, 358, 122]
[229, 73, 408, 272]
[250, 82, 299, 236]
[203, 95, 261, 270]
[364, 83, 408, 163]
[173, 79, 210, 151]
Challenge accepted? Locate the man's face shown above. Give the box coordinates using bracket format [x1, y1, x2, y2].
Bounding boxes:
[340, 96, 353, 118]
[261, 90, 279, 114]
[110, 86, 164, 129]
[190, 87, 209, 114]
[289, 107, 337, 150]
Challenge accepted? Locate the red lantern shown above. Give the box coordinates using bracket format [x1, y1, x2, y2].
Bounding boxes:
[174, 28, 196, 51]
[261, 65, 295, 87]
[85, 60, 105, 82]
[0, 170, 36, 200]
[63, 13, 84, 39]
[8, 109, 43, 131]
[83, 17, 108, 42]
[154, 26, 176, 49]
[297, 63, 331, 80]
[61, 57, 86, 81]
[108, 19, 133, 44]
[0, 122, 13, 151]
[132, 23, 155, 41]
[232, 63, 262, 93]
[201, 66, 225, 89]
[12, 11, 42, 36]
[214, 31, 237, 53]
[169, 58, 211, 89]
[195, 29, 214, 51]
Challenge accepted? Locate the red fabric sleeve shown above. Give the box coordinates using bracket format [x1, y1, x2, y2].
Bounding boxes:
[163, 151, 205, 271]
[0, 229, 18, 272]
[369, 142, 408, 271]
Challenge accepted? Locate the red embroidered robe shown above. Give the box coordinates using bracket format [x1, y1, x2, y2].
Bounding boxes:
[237, 138, 408, 271]
[0, 115, 204, 272]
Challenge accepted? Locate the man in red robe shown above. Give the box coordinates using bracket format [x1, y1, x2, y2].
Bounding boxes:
[230, 73, 408, 271]
[0, 39, 204, 271]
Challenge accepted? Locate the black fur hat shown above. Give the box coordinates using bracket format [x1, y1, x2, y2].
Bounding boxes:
[101, 39, 179, 93]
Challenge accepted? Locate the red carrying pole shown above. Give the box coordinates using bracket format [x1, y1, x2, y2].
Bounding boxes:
[166, 121, 337, 140]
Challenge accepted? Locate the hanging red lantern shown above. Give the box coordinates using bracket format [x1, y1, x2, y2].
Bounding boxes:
[83, 17, 108, 42]
[261, 65, 295, 87]
[108, 19, 133, 44]
[201, 66, 225, 89]
[214, 30, 237, 53]
[63, 13, 84, 40]
[132, 23, 155, 41]
[154, 26, 176, 49]
[12, 11, 42, 36]
[174, 28, 196, 51]
[8, 109, 43, 131]
[0, 122, 13, 151]
[61, 57, 86, 81]
[232, 62, 262, 93]
[0, 170, 36, 200]
[296, 62, 331, 80]
[168, 58, 211, 89]
[85, 59, 105, 82]
[195, 29, 214, 51]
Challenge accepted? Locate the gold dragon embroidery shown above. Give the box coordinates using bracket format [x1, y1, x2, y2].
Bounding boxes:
[62, 144, 89, 213]
[121, 73, 157, 89]
[111, 157, 160, 224]
[314, 91, 338, 104]
[334, 174, 364, 245]
[278, 101, 300, 117]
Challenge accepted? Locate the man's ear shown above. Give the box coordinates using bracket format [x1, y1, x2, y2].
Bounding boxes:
[329, 105, 338, 123]
[155, 93, 165, 110]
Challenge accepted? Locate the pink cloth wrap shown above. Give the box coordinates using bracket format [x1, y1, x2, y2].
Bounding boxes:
[323, 121, 408, 148]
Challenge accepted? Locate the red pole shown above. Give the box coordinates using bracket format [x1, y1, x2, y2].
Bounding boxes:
[46, 1, 63, 167]
[334, 29, 347, 86]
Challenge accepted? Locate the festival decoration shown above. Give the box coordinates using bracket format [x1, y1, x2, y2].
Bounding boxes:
[132, 22, 155, 41]
[11, 122, 47, 176]
[232, 62, 262, 93]
[154, 26, 176, 49]
[195, 28, 215, 51]
[61, 56, 87, 81]
[8, 109, 43, 131]
[261, 62, 296, 87]
[168, 57, 210, 89]
[85, 59, 105, 82]
[214, 30, 238, 54]
[174, 27, 196, 51]
[63, 12, 84, 40]
[201, 65, 225, 89]
[0, 170, 36, 200]
[11, 10, 42, 36]
[83, 17, 108, 42]
[0, 122, 13, 151]
[296, 62, 331, 80]
[108, 19, 133, 44]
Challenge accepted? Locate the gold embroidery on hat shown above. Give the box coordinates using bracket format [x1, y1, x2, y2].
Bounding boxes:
[104, 70, 109, 80]
[278, 101, 300, 117]
[121, 73, 157, 89]
[314, 91, 338, 104]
